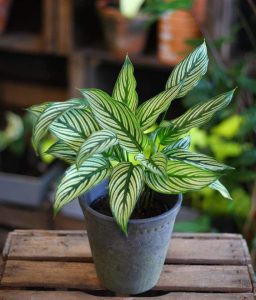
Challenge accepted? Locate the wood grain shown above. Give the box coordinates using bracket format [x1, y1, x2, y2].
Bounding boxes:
[0, 290, 254, 300]
[5, 231, 246, 265]
[1, 261, 252, 292]
[0, 80, 67, 108]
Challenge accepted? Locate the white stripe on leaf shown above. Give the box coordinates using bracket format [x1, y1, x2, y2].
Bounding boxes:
[109, 162, 144, 234]
[54, 154, 110, 214]
[136, 83, 182, 131]
[165, 41, 208, 98]
[145, 160, 219, 194]
[81, 88, 147, 153]
[158, 89, 235, 144]
[76, 130, 118, 168]
[135, 152, 167, 176]
[32, 98, 87, 153]
[50, 108, 99, 151]
[112, 55, 138, 112]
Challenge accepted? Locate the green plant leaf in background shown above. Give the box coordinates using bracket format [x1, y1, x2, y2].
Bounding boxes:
[32, 99, 87, 153]
[49, 108, 99, 151]
[76, 130, 118, 168]
[112, 55, 138, 112]
[159, 89, 235, 144]
[109, 162, 144, 234]
[135, 152, 167, 176]
[81, 88, 147, 153]
[54, 154, 110, 214]
[145, 160, 220, 194]
[165, 41, 208, 97]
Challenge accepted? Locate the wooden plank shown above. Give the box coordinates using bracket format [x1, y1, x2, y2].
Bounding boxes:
[248, 264, 256, 295]
[5, 231, 247, 265]
[57, 0, 73, 54]
[1, 261, 252, 292]
[0, 229, 9, 251]
[0, 256, 4, 282]
[68, 52, 91, 98]
[0, 291, 254, 300]
[0, 80, 67, 107]
[42, 0, 58, 52]
[0, 34, 44, 53]
[2, 231, 13, 260]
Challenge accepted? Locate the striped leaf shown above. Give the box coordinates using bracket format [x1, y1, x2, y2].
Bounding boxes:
[135, 152, 167, 176]
[77, 130, 118, 168]
[109, 162, 144, 234]
[145, 160, 219, 194]
[27, 102, 50, 118]
[136, 83, 181, 131]
[112, 56, 138, 112]
[159, 90, 235, 144]
[162, 136, 190, 153]
[32, 99, 86, 153]
[46, 141, 76, 164]
[81, 88, 147, 153]
[209, 180, 232, 200]
[166, 150, 233, 172]
[54, 154, 110, 214]
[50, 108, 99, 151]
[165, 41, 208, 97]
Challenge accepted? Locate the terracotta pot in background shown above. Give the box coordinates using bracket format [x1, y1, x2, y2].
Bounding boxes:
[157, 0, 207, 65]
[97, 0, 150, 57]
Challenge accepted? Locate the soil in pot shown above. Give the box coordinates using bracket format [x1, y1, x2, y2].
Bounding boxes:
[90, 193, 176, 219]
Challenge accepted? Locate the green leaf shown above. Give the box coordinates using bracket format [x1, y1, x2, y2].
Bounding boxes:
[165, 149, 233, 172]
[162, 136, 190, 153]
[46, 141, 76, 164]
[77, 130, 118, 168]
[109, 162, 144, 234]
[209, 180, 232, 200]
[32, 99, 87, 153]
[135, 152, 167, 176]
[159, 89, 235, 144]
[81, 88, 147, 153]
[145, 160, 219, 194]
[112, 56, 138, 112]
[165, 41, 208, 97]
[54, 154, 110, 214]
[50, 108, 99, 151]
[136, 84, 181, 131]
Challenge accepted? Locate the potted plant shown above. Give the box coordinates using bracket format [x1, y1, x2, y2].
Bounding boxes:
[30, 42, 234, 295]
[157, 0, 207, 64]
[96, 0, 194, 57]
[0, 111, 63, 207]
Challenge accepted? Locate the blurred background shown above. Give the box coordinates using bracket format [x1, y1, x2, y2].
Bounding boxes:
[0, 0, 255, 268]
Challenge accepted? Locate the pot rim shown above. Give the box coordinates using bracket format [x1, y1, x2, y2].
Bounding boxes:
[83, 193, 182, 224]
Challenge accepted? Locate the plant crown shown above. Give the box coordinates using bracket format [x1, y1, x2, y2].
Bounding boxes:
[29, 42, 234, 234]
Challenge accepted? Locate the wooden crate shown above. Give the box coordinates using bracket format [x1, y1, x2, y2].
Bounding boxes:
[0, 230, 255, 299]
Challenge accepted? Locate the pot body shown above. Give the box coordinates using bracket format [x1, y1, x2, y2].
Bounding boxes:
[79, 180, 182, 295]
[97, 1, 150, 57]
[158, 10, 201, 65]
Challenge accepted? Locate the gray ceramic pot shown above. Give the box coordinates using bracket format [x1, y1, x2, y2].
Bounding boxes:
[79, 180, 182, 295]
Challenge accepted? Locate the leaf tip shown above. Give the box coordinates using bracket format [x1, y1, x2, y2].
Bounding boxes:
[53, 205, 60, 217]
